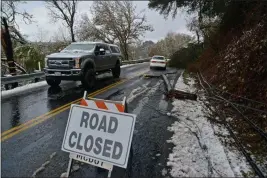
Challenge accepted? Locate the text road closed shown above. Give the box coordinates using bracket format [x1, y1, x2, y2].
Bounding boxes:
[62, 104, 136, 168]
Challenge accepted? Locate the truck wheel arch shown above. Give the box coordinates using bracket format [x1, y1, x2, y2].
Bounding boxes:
[81, 59, 95, 72]
[116, 59, 121, 66]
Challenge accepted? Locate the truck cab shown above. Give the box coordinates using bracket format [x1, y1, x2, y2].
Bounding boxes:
[44, 42, 122, 88]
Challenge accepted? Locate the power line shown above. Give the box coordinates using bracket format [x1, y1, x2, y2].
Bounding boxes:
[200, 75, 267, 107]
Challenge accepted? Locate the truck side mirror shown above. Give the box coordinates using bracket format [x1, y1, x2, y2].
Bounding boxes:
[99, 48, 105, 55]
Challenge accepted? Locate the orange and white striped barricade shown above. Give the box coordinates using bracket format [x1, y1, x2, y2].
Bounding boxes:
[64, 91, 135, 178]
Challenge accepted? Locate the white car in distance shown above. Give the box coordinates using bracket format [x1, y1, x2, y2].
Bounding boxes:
[150, 55, 167, 70]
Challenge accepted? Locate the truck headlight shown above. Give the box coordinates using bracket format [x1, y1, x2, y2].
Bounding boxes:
[74, 58, 80, 68]
[45, 57, 48, 67]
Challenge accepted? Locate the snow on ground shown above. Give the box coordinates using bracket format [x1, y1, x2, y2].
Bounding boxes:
[166, 72, 251, 177]
[121, 63, 140, 68]
[1, 81, 48, 100]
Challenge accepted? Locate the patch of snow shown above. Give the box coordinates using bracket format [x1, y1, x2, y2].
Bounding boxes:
[32, 166, 45, 177]
[60, 172, 68, 178]
[121, 62, 148, 68]
[162, 168, 168, 176]
[167, 74, 251, 177]
[4, 74, 12, 77]
[226, 117, 233, 122]
[71, 164, 80, 172]
[156, 153, 161, 157]
[127, 82, 150, 103]
[1, 81, 48, 100]
[41, 161, 50, 167]
[131, 81, 161, 117]
[174, 73, 196, 93]
[120, 64, 136, 68]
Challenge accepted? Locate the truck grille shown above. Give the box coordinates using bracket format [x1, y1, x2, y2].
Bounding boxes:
[47, 58, 74, 69]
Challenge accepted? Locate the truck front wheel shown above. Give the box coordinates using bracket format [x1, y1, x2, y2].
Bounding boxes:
[46, 78, 61, 87]
[81, 68, 96, 89]
[112, 62, 121, 78]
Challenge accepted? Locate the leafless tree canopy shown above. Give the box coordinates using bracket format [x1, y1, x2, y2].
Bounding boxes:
[77, 1, 153, 60]
[46, 0, 78, 42]
[149, 32, 193, 57]
[1, 1, 34, 44]
[1, 1, 33, 26]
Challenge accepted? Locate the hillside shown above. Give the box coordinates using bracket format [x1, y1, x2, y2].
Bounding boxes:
[194, 2, 267, 171]
[199, 7, 267, 106]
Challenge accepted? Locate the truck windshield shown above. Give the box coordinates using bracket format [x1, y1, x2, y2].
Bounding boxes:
[62, 43, 95, 52]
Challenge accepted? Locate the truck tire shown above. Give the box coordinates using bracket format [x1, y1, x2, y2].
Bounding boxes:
[46, 78, 61, 87]
[81, 68, 96, 89]
[112, 62, 121, 78]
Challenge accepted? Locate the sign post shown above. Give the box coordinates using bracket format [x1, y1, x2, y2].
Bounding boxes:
[62, 91, 136, 177]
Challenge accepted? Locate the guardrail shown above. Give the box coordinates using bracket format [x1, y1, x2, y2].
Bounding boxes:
[1, 72, 45, 85]
[1, 58, 151, 89]
[121, 58, 150, 65]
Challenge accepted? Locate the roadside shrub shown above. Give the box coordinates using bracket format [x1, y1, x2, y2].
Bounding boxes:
[14, 45, 45, 73]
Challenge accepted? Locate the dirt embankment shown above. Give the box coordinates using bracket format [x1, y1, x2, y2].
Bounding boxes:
[192, 2, 267, 169]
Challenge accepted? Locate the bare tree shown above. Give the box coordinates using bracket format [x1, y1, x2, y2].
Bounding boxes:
[51, 25, 72, 43]
[77, 1, 153, 61]
[187, 17, 202, 44]
[149, 32, 193, 57]
[36, 27, 49, 42]
[1, 1, 33, 44]
[46, 0, 78, 42]
[76, 14, 116, 43]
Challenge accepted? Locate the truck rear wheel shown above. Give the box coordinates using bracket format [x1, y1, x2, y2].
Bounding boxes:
[46, 78, 61, 87]
[112, 62, 121, 78]
[81, 68, 96, 89]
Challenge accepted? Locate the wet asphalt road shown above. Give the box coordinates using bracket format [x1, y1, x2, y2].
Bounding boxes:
[1, 62, 181, 178]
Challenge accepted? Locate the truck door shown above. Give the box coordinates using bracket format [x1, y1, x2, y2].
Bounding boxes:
[103, 44, 114, 69]
[94, 44, 106, 71]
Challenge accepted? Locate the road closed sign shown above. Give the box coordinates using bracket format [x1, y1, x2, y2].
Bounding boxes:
[62, 104, 136, 168]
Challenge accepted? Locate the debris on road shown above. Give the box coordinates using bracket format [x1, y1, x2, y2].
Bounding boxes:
[166, 73, 251, 177]
[162, 74, 172, 92]
[143, 74, 161, 78]
[167, 89, 197, 100]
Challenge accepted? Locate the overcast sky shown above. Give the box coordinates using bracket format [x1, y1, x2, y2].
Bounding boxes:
[16, 1, 193, 42]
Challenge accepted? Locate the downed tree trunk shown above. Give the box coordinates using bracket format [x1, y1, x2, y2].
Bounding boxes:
[1, 18, 16, 76]
[1, 17, 18, 89]
[167, 89, 197, 100]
